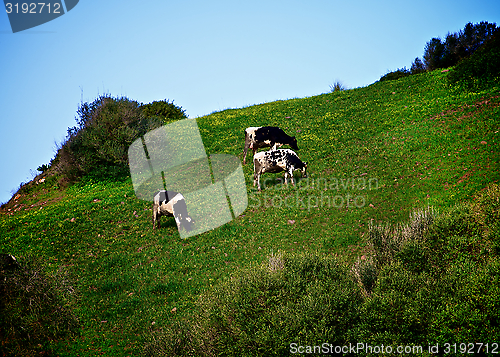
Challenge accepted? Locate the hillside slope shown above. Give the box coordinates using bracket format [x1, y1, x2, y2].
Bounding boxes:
[1, 69, 499, 356]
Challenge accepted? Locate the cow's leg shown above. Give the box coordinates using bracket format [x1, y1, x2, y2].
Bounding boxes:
[253, 167, 263, 191]
[174, 216, 181, 230]
[284, 169, 291, 185]
[253, 158, 261, 187]
[243, 144, 249, 165]
[254, 170, 262, 189]
[284, 169, 295, 186]
[153, 204, 158, 229]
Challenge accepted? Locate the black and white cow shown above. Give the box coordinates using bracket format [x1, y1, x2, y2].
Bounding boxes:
[153, 190, 194, 232]
[253, 149, 307, 191]
[243, 126, 298, 164]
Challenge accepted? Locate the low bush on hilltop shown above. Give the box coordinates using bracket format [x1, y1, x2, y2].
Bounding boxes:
[379, 67, 411, 82]
[141, 99, 187, 121]
[51, 96, 187, 182]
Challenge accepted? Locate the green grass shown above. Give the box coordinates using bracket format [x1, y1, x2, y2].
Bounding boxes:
[1, 69, 499, 356]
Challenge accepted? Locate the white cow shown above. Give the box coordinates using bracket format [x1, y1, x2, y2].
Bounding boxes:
[253, 149, 307, 191]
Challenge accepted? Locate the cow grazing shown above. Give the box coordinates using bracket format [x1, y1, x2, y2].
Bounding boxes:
[153, 190, 194, 232]
[243, 126, 298, 164]
[253, 149, 307, 191]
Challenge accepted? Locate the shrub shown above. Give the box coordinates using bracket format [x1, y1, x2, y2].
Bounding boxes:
[429, 258, 500, 344]
[145, 252, 362, 356]
[141, 99, 187, 121]
[368, 207, 436, 269]
[0, 254, 79, 357]
[448, 27, 500, 90]
[472, 185, 500, 255]
[352, 256, 377, 297]
[379, 67, 410, 82]
[145, 185, 500, 355]
[356, 261, 440, 346]
[475, 184, 500, 223]
[52, 96, 187, 182]
[357, 256, 500, 349]
[36, 164, 51, 173]
[356, 185, 500, 351]
[329, 80, 347, 92]
[425, 203, 486, 267]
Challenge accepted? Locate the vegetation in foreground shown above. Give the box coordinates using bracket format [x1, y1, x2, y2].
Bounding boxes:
[145, 184, 500, 356]
[1, 33, 499, 355]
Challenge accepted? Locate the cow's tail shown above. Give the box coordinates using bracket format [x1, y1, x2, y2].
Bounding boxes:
[243, 129, 251, 164]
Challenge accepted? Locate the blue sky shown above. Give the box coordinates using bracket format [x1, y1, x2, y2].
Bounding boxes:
[1, 0, 499, 204]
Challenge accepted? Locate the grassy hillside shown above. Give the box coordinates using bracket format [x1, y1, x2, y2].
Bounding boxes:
[1, 69, 499, 356]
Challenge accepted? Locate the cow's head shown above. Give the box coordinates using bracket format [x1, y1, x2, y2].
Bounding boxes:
[301, 162, 308, 178]
[290, 136, 299, 150]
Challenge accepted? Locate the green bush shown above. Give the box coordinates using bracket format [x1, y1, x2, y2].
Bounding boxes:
[395, 239, 429, 274]
[146, 185, 500, 355]
[426, 203, 486, 267]
[356, 184, 500, 352]
[352, 257, 377, 296]
[52, 96, 187, 182]
[36, 163, 50, 173]
[329, 80, 347, 92]
[145, 252, 362, 356]
[429, 258, 500, 344]
[0, 255, 79, 357]
[356, 262, 439, 346]
[448, 28, 500, 90]
[358, 253, 500, 349]
[472, 184, 500, 256]
[379, 67, 410, 82]
[141, 99, 187, 121]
